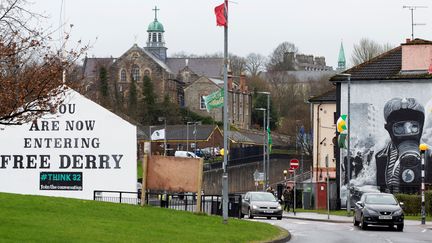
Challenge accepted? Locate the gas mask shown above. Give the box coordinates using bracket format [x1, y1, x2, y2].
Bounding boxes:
[385, 111, 424, 186]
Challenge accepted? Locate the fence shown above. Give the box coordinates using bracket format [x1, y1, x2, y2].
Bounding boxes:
[93, 190, 242, 218]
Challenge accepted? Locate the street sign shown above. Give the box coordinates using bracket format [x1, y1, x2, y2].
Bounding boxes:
[289, 168, 295, 174]
[290, 158, 299, 169]
[253, 170, 265, 182]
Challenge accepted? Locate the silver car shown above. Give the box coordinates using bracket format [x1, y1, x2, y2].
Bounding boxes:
[241, 191, 283, 220]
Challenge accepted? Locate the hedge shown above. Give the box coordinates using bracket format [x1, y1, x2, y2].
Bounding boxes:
[395, 191, 432, 215]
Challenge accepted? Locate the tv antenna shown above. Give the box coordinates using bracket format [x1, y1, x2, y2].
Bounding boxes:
[403, 5, 427, 40]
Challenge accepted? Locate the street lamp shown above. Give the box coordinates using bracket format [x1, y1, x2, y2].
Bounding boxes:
[256, 91, 271, 189]
[256, 107, 266, 191]
[336, 73, 351, 216]
[158, 117, 167, 156]
[283, 169, 288, 187]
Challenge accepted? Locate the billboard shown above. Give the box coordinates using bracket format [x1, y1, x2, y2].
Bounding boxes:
[340, 82, 432, 204]
[0, 89, 136, 199]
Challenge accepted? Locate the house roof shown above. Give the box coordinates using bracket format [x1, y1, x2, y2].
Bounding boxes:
[166, 58, 223, 78]
[138, 125, 220, 141]
[82, 57, 115, 78]
[330, 39, 432, 82]
[308, 89, 336, 103]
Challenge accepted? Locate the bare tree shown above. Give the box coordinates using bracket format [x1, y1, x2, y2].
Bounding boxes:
[0, 0, 87, 126]
[266, 41, 298, 71]
[351, 38, 394, 66]
[245, 53, 266, 76]
[228, 53, 246, 76]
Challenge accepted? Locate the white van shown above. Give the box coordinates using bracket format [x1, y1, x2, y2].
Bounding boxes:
[174, 151, 199, 158]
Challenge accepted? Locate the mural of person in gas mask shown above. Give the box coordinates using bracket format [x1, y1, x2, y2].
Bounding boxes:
[376, 97, 431, 193]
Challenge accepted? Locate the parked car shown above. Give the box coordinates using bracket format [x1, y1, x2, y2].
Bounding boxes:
[241, 191, 283, 220]
[353, 192, 404, 231]
[174, 151, 199, 158]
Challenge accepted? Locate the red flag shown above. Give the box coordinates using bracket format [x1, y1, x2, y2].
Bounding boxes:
[214, 3, 227, 27]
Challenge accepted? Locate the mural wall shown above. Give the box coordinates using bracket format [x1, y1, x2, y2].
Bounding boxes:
[339, 82, 432, 205]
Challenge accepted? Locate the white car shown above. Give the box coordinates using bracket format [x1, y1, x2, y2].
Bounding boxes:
[174, 151, 199, 158]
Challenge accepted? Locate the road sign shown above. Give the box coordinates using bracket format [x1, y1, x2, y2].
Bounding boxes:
[289, 168, 295, 174]
[290, 158, 299, 169]
[253, 170, 265, 182]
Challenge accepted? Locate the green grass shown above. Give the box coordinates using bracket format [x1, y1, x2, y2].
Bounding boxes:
[137, 160, 142, 179]
[0, 193, 285, 242]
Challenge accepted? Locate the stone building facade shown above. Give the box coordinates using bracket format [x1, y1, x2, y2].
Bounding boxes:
[184, 74, 252, 129]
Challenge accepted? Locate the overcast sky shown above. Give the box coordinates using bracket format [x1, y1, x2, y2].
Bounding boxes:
[30, 0, 432, 68]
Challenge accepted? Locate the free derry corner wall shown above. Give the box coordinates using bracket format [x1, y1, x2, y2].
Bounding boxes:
[0, 88, 136, 200]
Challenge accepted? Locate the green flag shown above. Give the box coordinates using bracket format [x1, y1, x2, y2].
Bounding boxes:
[338, 134, 347, 149]
[203, 88, 224, 112]
[267, 126, 272, 153]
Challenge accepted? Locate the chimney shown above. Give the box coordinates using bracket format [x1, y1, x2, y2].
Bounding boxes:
[240, 73, 246, 92]
[402, 39, 432, 72]
[228, 71, 233, 91]
[406, 38, 411, 44]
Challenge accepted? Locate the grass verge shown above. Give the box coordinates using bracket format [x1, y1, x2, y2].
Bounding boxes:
[0, 192, 284, 242]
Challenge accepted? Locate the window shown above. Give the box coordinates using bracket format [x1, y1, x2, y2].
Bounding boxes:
[233, 93, 237, 115]
[132, 65, 140, 81]
[120, 69, 126, 82]
[144, 69, 151, 77]
[148, 33, 151, 42]
[239, 95, 243, 116]
[200, 96, 206, 110]
[158, 33, 162, 42]
[152, 33, 157, 42]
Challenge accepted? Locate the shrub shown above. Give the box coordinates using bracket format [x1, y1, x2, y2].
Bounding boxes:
[395, 191, 432, 216]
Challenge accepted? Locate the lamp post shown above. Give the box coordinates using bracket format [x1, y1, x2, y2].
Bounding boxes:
[257, 91, 271, 189]
[337, 73, 351, 216]
[419, 143, 428, 225]
[158, 117, 167, 156]
[256, 107, 266, 191]
[186, 121, 196, 152]
[283, 169, 288, 187]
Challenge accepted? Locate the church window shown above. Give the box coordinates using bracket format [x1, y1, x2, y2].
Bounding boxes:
[120, 69, 126, 82]
[200, 96, 206, 110]
[144, 69, 151, 77]
[132, 64, 140, 81]
[152, 33, 157, 42]
[148, 33, 151, 42]
[158, 33, 162, 42]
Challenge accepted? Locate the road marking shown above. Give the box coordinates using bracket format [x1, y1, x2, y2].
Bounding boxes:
[385, 239, 393, 243]
[294, 222, 309, 225]
[349, 227, 354, 231]
[422, 229, 427, 233]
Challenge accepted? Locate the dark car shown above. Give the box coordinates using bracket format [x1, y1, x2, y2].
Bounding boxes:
[353, 193, 404, 231]
[241, 191, 283, 220]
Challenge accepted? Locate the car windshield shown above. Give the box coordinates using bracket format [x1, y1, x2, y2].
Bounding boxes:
[251, 193, 276, 202]
[365, 194, 397, 205]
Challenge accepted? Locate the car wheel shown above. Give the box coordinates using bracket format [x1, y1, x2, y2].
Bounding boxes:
[353, 215, 360, 226]
[277, 216, 282, 220]
[267, 216, 271, 219]
[397, 224, 404, 232]
[248, 208, 254, 219]
[240, 211, 244, 218]
[361, 215, 368, 230]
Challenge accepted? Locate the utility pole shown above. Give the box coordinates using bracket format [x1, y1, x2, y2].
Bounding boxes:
[403, 5, 427, 40]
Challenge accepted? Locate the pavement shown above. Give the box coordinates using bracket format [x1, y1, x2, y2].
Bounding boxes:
[282, 211, 432, 227]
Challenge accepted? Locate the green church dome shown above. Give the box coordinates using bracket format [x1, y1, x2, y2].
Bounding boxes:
[148, 20, 164, 32]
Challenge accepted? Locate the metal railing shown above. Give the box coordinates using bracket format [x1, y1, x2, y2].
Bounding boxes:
[93, 190, 242, 218]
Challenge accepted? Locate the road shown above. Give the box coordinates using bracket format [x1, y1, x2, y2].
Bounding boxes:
[249, 217, 432, 243]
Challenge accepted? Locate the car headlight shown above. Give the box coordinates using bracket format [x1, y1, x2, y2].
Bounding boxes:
[393, 208, 403, 216]
[252, 205, 258, 209]
[277, 205, 282, 210]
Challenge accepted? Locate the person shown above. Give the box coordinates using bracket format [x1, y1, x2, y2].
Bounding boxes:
[353, 151, 363, 178]
[283, 187, 292, 212]
[376, 97, 430, 193]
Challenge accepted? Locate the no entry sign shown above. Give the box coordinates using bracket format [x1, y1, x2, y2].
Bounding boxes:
[290, 159, 299, 169]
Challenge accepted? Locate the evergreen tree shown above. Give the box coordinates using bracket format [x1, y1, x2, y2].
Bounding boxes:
[141, 75, 157, 125]
[99, 67, 109, 106]
[128, 75, 138, 119]
[160, 94, 182, 124]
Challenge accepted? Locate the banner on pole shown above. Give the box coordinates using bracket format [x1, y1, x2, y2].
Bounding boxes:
[203, 88, 224, 112]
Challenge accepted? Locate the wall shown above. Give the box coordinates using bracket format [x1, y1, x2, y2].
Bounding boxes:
[203, 157, 312, 194]
[339, 81, 432, 203]
[312, 103, 336, 181]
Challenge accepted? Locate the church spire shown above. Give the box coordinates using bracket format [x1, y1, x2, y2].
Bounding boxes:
[337, 41, 346, 71]
[145, 6, 167, 62]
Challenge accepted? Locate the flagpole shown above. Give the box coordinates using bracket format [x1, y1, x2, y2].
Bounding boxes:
[222, 0, 229, 224]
